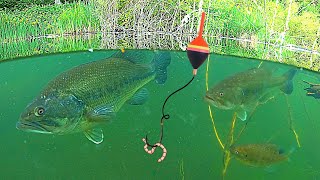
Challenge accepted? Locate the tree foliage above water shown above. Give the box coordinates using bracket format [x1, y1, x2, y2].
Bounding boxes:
[0, 0, 319, 71]
[0, 0, 87, 10]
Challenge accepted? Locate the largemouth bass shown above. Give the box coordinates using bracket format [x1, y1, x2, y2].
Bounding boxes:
[230, 143, 289, 167]
[16, 50, 171, 144]
[205, 68, 297, 121]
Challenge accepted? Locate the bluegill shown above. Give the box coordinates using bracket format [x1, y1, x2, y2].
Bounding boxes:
[205, 68, 297, 121]
[230, 143, 288, 167]
[16, 50, 171, 144]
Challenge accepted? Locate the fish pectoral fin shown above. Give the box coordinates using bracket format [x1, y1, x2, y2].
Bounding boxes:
[88, 105, 115, 122]
[127, 88, 149, 105]
[259, 93, 275, 105]
[264, 166, 276, 173]
[236, 109, 247, 121]
[84, 128, 104, 144]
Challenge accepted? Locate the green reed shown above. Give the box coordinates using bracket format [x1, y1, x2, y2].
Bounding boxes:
[0, 2, 100, 43]
[0, 35, 102, 61]
[0, 2, 101, 61]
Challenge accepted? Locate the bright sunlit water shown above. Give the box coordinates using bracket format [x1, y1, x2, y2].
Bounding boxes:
[0, 50, 319, 179]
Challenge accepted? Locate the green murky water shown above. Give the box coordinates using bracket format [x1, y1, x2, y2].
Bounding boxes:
[1, 50, 319, 179]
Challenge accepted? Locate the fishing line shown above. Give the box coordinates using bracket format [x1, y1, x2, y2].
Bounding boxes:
[205, 55, 226, 150]
[222, 112, 237, 175]
[297, 79, 315, 128]
[142, 12, 209, 163]
[234, 103, 258, 143]
[285, 95, 301, 148]
[145, 75, 195, 147]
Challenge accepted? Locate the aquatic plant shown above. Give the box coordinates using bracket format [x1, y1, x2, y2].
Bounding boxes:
[0, 2, 100, 60]
[0, 2, 99, 40]
[57, 2, 99, 34]
[0, 34, 101, 61]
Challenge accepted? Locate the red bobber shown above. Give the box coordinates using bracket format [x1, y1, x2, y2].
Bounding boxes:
[187, 12, 210, 75]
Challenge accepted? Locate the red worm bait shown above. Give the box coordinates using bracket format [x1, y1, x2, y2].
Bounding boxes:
[142, 138, 167, 163]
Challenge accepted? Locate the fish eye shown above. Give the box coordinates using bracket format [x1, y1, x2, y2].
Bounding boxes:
[235, 150, 239, 154]
[34, 107, 45, 116]
[219, 92, 224, 96]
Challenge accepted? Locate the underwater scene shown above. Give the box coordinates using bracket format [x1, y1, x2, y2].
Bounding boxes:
[1, 50, 320, 179]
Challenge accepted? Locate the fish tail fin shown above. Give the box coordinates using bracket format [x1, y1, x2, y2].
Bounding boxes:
[280, 69, 297, 94]
[287, 146, 297, 163]
[153, 51, 171, 84]
[279, 146, 296, 155]
[288, 146, 296, 155]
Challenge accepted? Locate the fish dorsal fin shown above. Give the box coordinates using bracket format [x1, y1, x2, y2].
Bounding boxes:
[257, 62, 278, 73]
[88, 105, 115, 122]
[236, 109, 247, 121]
[127, 88, 149, 105]
[84, 128, 104, 144]
[154, 51, 171, 84]
[110, 50, 152, 64]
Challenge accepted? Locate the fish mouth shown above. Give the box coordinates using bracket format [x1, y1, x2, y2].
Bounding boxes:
[205, 95, 215, 101]
[16, 121, 51, 134]
[205, 95, 220, 107]
[205, 95, 230, 110]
